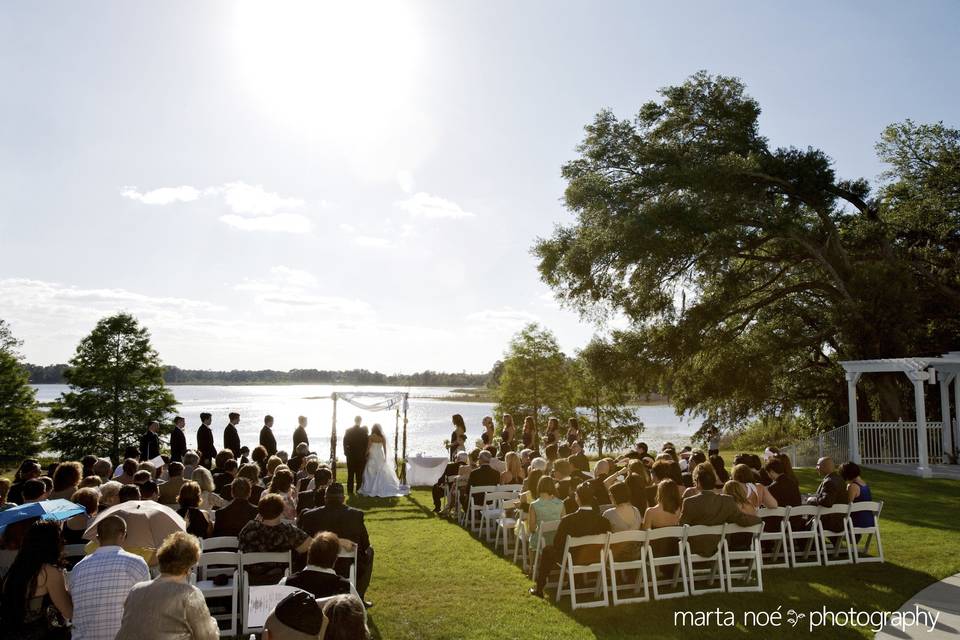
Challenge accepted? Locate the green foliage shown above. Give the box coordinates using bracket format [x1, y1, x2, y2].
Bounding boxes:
[47, 313, 177, 462]
[494, 324, 574, 441]
[572, 337, 644, 456]
[0, 320, 42, 458]
[728, 414, 814, 452]
[535, 71, 960, 438]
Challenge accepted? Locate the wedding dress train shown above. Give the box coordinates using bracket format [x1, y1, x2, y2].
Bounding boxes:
[358, 442, 409, 497]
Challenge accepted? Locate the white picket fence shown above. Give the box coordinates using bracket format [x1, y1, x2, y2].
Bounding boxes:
[783, 422, 944, 467]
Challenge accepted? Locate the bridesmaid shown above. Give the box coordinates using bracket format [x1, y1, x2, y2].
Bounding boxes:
[500, 414, 516, 447]
[521, 416, 536, 450]
[565, 417, 582, 445]
[449, 414, 467, 461]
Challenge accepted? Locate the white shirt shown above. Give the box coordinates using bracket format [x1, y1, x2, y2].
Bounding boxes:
[69, 545, 150, 640]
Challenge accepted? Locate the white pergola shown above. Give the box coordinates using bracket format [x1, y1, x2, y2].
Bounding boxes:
[841, 352, 960, 477]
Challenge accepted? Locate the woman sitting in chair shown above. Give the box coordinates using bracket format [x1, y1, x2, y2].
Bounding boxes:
[840, 461, 875, 528]
[527, 477, 564, 552]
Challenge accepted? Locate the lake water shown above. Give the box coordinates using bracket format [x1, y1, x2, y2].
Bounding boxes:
[32, 384, 703, 458]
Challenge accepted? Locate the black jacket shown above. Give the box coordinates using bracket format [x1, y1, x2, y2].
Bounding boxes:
[196, 424, 217, 464]
[467, 464, 501, 504]
[223, 424, 241, 457]
[285, 568, 351, 599]
[293, 426, 309, 452]
[170, 427, 187, 463]
[343, 426, 369, 466]
[552, 507, 611, 555]
[436, 461, 461, 485]
[212, 499, 259, 538]
[298, 502, 370, 551]
[260, 426, 277, 456]
[808, 472, 847, 532]
[140, 430, 160, 461]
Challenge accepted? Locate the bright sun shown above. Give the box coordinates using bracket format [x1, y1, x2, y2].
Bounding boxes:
[232, 1, 424, 136]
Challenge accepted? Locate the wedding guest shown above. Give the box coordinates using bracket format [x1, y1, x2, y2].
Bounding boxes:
[170, 416, 187, 463]
[69, 515, 150, 640]
[840, 461, 875, 528]
[78, 475, 102, 490]
[432, 453, 465, 513]
[544, 417, 561, 446]
[0, 521, 72, 638]
[467, 451, 501, 506]
[182, 451, 200, 480]
[521, 416, 536, 449]
[267, 467, 298, 520]
[282, 532, 359, 600]
[98, 480, 123, 511]
[262, 591, 328, 640]
[92, 458, 113, 483]
[293, 415, 310, 452]
[569, 441, 589, 473]
[192, 467, 227, 511]
[765, 458, 801, 507]
[298, 484, 373, 607]
[8, 460, 42, 505]
[625, 460, 653, 513]
[527, 477, 564, 551]
[239, 494, 311, 584]
[480, 415, 496, 446]
[140, 420, 161, 461]
[300, 459, 319, 492]
[587, 459, 614, 507]
[237, 463, 266, 505]
[529, 483, 610, 597]
[116, 458, 138, 485]
[732, 463, 778, 509]
[212, 451, 235, 493]
[49, 461, 82, 500]
[565, 417, 582, 445]
[63, 488, 99, 545]
[140, 480, 159, 501]
[260, 414, 278, 457]
[196, 412, 217, 469]
[80, 455, 97, 478]
[500, 451, 525, 485]
[679, 464, 761, 555]
[322, 594, 370, 640]
[680, 451, 707, 488]
[212, 477, 259, 537]
[158, 462, 185, 505]
[177, 481, 212, 539]
[486, 446, 507, 473]
[115, 532, 219, 640]
[251, 445, 270, 477]
[723, 480, 756, 515]
[643, 479, 682, 530]
[518, 468, 544, 516]
[603, 481, 642, 532]
[709, 454, 731, 485]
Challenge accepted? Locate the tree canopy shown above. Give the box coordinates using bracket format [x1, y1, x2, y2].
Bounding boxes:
[535, 71, 960, 432]
[47, 313, 177, 462]
[0, 319, 42, 458]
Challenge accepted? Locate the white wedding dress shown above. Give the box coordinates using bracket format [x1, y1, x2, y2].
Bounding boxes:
[359, 441, 409, 497]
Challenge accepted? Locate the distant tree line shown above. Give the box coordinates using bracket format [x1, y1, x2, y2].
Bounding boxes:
[26, 363, 491, 387]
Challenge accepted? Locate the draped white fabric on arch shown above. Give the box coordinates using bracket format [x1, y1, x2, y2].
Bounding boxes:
[333, 391, 408, 413]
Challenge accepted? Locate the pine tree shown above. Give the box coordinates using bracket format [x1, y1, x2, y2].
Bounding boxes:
[0, 319, 42, 459]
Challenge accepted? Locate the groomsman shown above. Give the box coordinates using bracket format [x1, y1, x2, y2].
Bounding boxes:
[170, 416, 187, 463]
[197, 412, 217, 468]
[224, 412, 242, 458]
[139, 420, 161, 461]
[260, 415, 277, 456]
[293, 415, 310, 452]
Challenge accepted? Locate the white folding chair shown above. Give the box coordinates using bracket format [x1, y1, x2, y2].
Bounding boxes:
[194, 551, 240, 637]
[757, 507, 790, 569]
[722, 523, 763, 593]
[494, 498, 520, 555]
[465, 485, 497, 534]
[239, 552, 294, 636]
[202, 536, 239, 552]
[683, 524, 726, 595]
[785, 505, 822, 568]
[645, 526, 688, 600]
[338, 540, 359, 587]
[481, 490, 517, 542]
[531, 520, 560, 584]
[606, 529, 650, 605]
[443, 475, 459, 514]
[556, 534, 609, 609]
[816, 504, 853, 565]
[513, 517, 529, 569]
[849, 500, 884, 563]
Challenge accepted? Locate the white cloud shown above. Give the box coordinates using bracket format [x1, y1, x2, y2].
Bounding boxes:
[396, 192, 475, 219]
[122, 181, 313, 233]
[219, 213, 312, 233]
[396, 170, 415, 194]
[233, 266, 371, 317]
[354, 235, 394, 248]
[121, 185, 202, 205]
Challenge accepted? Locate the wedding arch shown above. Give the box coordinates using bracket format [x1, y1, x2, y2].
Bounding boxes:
[329, 391, 410, 483]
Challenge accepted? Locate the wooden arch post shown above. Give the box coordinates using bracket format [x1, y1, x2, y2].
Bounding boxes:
[330, 392, 338, 477]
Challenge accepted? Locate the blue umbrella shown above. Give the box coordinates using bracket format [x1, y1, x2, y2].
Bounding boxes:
[0, 499, 85, 536]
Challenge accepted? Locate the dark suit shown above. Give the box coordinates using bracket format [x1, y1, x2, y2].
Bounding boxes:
[140, 430, 160, 461]
[534, 507, 610, 590]
[298, 503, 373, 597]
[343, 426, 369, 494]
[296, 488, 327, 515]
[196, 424, 217, 468]
[432, 461, 462, 511]
[170, 427, 187, 463]
[285, 568, 351, 599]
[223, 423, 241, 458]
[212, 499, 259, 538]
[569, 453, 589, 473]
[467, 464, 501, 505]
[807, 472, 847, 532]
[293, 425, 309, 452]
[260, 426, 277, 457]
[680, 492, 761, 555]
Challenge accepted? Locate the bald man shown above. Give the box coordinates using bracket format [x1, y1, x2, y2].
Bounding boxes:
[807, 457, 847, 532]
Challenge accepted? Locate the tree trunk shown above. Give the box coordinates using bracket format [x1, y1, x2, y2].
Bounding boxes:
[595, 399, 603, 457]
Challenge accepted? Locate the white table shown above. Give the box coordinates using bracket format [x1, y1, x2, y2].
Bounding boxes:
[405, 455, 449, 486]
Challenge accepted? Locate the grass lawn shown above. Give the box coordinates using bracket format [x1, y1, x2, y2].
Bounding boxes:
[352, 468, 960, 639]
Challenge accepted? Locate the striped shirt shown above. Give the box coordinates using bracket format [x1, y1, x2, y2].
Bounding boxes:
[69, 545, 150, 640]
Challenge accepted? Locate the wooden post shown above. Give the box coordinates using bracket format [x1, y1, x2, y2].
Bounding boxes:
[401, 393, 408, 484]
[330, 393, 338, 477]
[939, 372, 953, 464]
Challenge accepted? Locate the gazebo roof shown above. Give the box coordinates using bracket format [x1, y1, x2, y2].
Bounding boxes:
[839, 352, 960, 377]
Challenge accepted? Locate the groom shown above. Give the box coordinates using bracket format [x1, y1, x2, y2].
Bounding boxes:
[343, 417, 369, 494]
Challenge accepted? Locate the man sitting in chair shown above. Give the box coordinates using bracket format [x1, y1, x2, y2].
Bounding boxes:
[679, 462, 761, 554]
[529, 482, 610, 597]
[282, 531, 362, 602]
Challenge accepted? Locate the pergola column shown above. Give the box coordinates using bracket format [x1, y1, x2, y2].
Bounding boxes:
[953, 375, 960, 462]
[846, 372, 862, 464]
[940, 372, 955, 464]
[908, 370, 932, 477]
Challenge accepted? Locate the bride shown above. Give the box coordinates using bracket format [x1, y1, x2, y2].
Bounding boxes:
[359, 424, 408, 497]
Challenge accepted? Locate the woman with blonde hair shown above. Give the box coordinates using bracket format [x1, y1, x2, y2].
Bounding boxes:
[723, 480, 756, 515]
[191, 467, 226, 511]
[544, 417, 560, 446]
[521, 416, 536, 449]
[732, 463, 777, 509]
[500, 451, 524, 485]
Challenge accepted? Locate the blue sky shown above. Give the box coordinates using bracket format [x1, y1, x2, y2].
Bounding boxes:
[1, 1, 957, 372]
